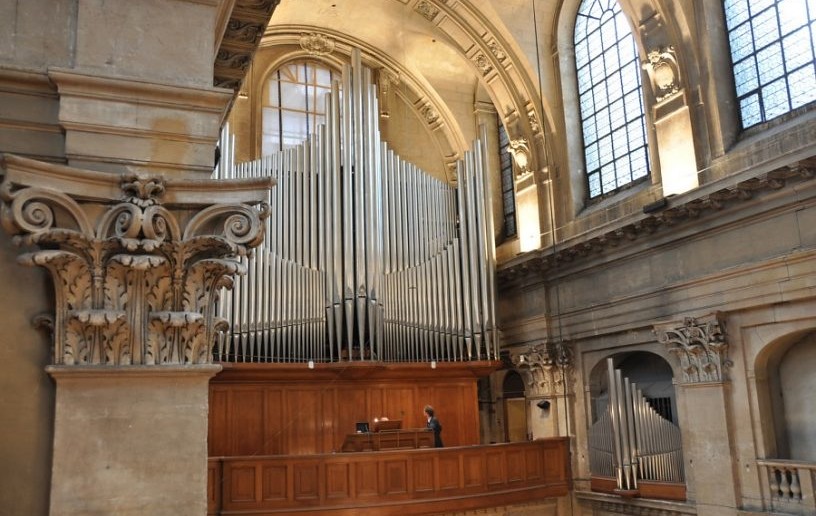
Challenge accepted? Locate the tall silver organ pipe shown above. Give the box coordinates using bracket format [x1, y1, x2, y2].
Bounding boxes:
[213, 49, 497, 363]
[588, 359, 685, 489]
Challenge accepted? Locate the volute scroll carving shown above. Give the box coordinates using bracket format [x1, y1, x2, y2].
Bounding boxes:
[0, 154, 272, 367]
[510, 339, 574, 397]
[654, 312, 729, 384]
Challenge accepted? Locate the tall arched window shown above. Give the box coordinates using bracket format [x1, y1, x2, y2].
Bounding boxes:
[575, 0, 650, 200]
[724, 0, 816, 129]
[262, 61, 335, 155]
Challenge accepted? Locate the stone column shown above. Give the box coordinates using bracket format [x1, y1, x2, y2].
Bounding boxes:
[655, 312, 739, 516]
[511, 339, 575, 439]
[0, 155, 271, 516]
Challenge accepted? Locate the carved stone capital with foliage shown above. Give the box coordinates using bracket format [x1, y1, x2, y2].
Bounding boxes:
[654, 312, 729, 384]
[0, 155, 272, 367]
[510, 339, 574, 397]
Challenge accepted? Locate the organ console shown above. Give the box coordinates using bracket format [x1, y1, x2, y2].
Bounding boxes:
[212, 48, 498, 366]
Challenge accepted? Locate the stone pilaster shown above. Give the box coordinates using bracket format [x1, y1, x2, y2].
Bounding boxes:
[655, 312, 739, 516]
[510, 339, 574, 439]
[0, 154, 271, 515]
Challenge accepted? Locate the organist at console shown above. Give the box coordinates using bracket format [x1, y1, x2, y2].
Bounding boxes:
[341, 417, 435, 452]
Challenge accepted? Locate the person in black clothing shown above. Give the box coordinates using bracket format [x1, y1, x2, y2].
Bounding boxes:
[424, 405, 443, 448]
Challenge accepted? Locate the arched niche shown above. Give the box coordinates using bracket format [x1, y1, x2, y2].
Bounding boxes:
[587, 350, 677, 424]
[754, 329, 816, 461]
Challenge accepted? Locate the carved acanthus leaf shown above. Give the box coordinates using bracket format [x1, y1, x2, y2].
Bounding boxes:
[0, 156, 270, 367]
[654, 312, 729, 383]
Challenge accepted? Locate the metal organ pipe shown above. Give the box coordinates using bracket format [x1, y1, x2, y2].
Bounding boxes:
[213, 49, 498, 364]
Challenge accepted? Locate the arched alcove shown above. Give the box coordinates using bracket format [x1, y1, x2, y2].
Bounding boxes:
[503, 369, 528, 442]
[588, 350, 676, 423]
[755, 329, 816, 460]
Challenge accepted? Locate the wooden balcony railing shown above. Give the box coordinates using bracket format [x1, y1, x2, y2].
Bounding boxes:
[208, 438, 570, 515]
[756, 458, 816, 515]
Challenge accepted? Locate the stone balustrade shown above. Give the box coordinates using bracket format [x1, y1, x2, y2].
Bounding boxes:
[756, 458, 816, 515]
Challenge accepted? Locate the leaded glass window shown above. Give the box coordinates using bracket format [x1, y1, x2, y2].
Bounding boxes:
[262, 61, 335, 155]
[724, 0, 816, 129]
[575, 0, 650, 200]
[498, 124, 517, 239]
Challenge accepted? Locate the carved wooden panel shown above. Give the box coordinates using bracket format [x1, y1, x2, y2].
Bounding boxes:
[230, 466, 257, 502]
[506, 449, 525, 483]
[261, 465, 286, 501]
[413, 456, 435, 492]
[384, 459, 408, 494]
[293, 462, 320, 500]
[231, 389, 264, 456]
[355, 461, 379, 497]
[210, 439, 570, 514]
[325, 462, 350, 499]
[438, 455, 460, 490]
[463, 452, 485, 488]
[209, 364, 489, 457]
[486, 450, 505, 486]
[264, 389, 284, 454]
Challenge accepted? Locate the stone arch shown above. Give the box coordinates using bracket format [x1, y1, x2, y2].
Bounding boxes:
[587, 350, 677, 423]
[259, 27, 470, 182]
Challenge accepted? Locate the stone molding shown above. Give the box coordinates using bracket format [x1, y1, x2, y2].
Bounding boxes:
[577, 489, 697, 515]
[214, 0, 282, 90]
[0, 154, 271, 367]
[299, 32, 336, 56]
[498, 157, 816, 282]
[510, 339, 574, 397]
[654, 312, 729, 384]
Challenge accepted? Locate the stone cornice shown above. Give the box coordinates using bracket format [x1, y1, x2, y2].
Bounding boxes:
[1, 154, 274, 206]
[48, 68, 233, 113]
[0, 66, 57, 97]
[498, 157, 816, 284]
[214, 0, 281, 90]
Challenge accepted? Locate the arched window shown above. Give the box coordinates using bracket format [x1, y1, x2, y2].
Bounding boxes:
[724, 0, 816, 129]
[262, 60, 335, 155]
[575, 0, 650, 200]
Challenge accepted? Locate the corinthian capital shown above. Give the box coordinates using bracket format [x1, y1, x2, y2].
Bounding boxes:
[654, 312, 729, 384]
[0, 154, 272, 366]
[510, 339, 574, 397]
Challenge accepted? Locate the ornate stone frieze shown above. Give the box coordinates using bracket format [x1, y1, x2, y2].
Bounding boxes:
[487, 39, 506, 62]
[299, 32, 335, 56]
[0, 155, 271, 366]
[215, 49, 251, 72]
[507, 138, 532, 179]
[225, 20, 265, 46]
[644, 46, 680, 102]
[497, 157, 816, 282]
[473, 52, 493, 76]
[510, 339, 574, 396]
[419, 104, 440, 125]
[377, 69, 401, 119]
[654, 312, 729, 383]
[415, 0, 440, 21]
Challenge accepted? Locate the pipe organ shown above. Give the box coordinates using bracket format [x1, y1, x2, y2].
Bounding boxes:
[213, 50, 497, 364]
[588, 359, 684, 490]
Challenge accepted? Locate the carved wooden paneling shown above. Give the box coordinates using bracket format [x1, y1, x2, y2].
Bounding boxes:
[438, 455, 460, 490]
[209, 363, 492, 457]
[325, 462, 350, 499]
[293, 462, 320, 500]
[525, 446, 543, 480]
[231, 389, 264, 456]
[384, 459, 409, 494]
[356, 461, 379, 497]
[463, 452, 485, 488]
[506, 449, 525, 483]
[413, 456, 435, 492]
[261, 465, 286, 501]
[230, 466, 257, 502]
[210, 439, 570, 515]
